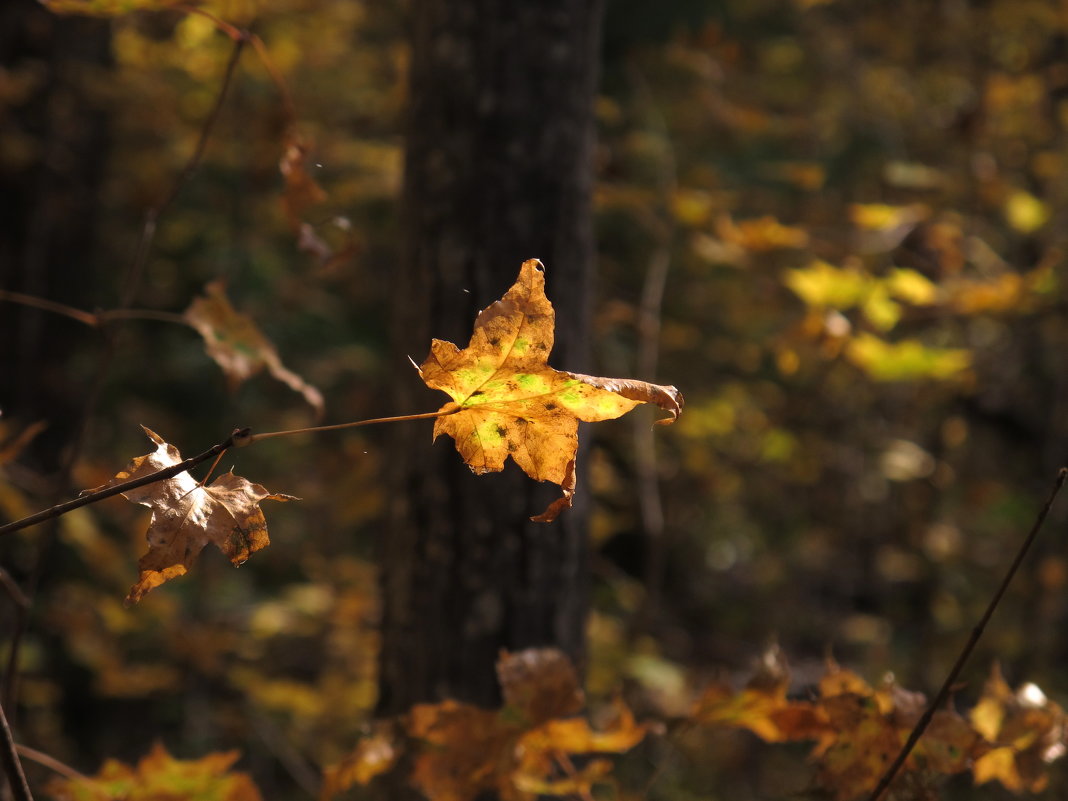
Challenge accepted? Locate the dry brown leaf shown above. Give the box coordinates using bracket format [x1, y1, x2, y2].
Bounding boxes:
[419, 259, 683, 521]
[319, 723, 400, 801]
[184, 281, 324, 417]
[325, 649, 645, 801]
[408, 700, 512, 801]
[279, 134, 327, 229]
[94, 426, 296, 604]
[970, 664, 1066, 792]
[497, 647, 585, 727]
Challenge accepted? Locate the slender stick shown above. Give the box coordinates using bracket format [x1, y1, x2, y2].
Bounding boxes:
[0, 434, 240, 539]
[13, 745, 87, 782]
[867, 467, 1068, 801]
[172, 3, 245, 41]
[248, 33, 297, 121]
[97, 309, 188, 325]
[0, 292, 191, 329]
[0, 700, 33, 801]
[0, 291, 99, 327]
[0, 409, 454, 537]
[1, 40, 246, 709]
[121, 36, 246, 305]
[0, 569, 30, 611]
[248, 408, 458, 443]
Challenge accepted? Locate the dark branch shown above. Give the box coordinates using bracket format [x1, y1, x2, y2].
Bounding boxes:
[0, 701, 33, 801]
[0, 434, 242, 538]
[868, 467, 1068, 801]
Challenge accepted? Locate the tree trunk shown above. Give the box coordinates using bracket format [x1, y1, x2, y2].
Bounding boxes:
[0, 0, 111, 474]
[379, 1, 604, 713]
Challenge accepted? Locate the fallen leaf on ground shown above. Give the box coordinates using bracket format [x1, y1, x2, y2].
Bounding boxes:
[93, 426, 296, 604]
[497, 647, 585, 726]
[970, 663, 1066, 792]
[45, 741, 262, 801]
[322, 648, 646, 801]
[419, 259, 682, 521]
[319, 724, 400, 801]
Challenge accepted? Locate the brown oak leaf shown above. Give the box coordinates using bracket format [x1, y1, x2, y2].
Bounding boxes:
[419, 259, 683, 521]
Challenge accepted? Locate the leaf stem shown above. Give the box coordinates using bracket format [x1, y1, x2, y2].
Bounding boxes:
[867, 466, 1068, 801]
[0, 409, 457, 537]
[0, 433, 244, 539]
[248, 408, 458, 443]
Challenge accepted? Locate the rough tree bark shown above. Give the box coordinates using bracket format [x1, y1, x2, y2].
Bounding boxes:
[379, 1, 605, 713]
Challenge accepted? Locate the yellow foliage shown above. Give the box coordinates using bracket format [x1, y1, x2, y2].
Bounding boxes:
[845, 333, 971, 382]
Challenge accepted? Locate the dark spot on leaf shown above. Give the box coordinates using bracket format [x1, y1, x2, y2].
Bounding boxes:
[495, 425, 508, 437]
[544, 402, 557, 411]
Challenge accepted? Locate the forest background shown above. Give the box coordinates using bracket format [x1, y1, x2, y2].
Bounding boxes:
[3, 0, 1068, 799]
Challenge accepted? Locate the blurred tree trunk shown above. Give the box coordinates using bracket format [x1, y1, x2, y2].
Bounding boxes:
[379, 1, 604, 712]
[0, 0, 111, 475]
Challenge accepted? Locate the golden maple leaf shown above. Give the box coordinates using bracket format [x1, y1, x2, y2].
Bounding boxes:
[95, 426, 296, 604]
[46, 741, 262, 801]
[418, 259, 682, 521]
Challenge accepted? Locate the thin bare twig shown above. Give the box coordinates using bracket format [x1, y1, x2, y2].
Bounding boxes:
[0, 569, 30, 611]
[628, 60, 677, 634]
[867, 467, 1068, 801]
[121, 36, 246, 304]
[0, 700, 33, 801]
[0, 433, 242, 539]
[0, 407, 455, 538]
[14, 744, 87, 782]
[97, 309, 188, 325]
[0, 291, 189, 329]
[248, 408, 459, 443]
[0, 291, 98, 327]
[3, 33, 250, 714]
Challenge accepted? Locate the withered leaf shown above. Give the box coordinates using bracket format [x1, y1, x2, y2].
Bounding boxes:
[693, 646, 827, 743]
[96, 426, 296, 604]
[45, 741, 263, 801]
[970, 663, 1066, 792]
[695, 653, 992, 801]
[323, 648, 646, 801]
[419, 259, 683, 521]
[184, 281, 324, 416]
[407, 700, 508, 801]
[497, 647, 585, 727]
[279, 134, 328, 229]
[320, 723, 400, 801]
